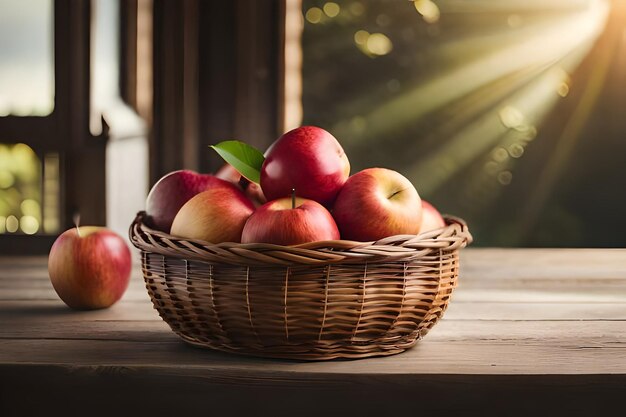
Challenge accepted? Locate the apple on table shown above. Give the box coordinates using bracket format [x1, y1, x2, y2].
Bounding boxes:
[48, 227, 131, 310]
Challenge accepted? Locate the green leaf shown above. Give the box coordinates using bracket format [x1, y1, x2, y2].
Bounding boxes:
[210, 140, 265, 184]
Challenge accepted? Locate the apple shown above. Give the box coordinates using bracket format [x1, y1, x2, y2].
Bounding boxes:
[332, 168, 423, 241]
[146, 170, 229, 232]
[170, 185, 255, 243]
[215, 163, 241, 183]
[241, 196, 340, 245]
[420, 200, 446, 233]
[215, 163, 266, 207]
[260, 126, 350, 206]
[244, 181, 267, 207]
[48, 227, 131, 310]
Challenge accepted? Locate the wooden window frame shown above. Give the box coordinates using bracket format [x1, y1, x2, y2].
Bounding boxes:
[0, 0, 106, 254]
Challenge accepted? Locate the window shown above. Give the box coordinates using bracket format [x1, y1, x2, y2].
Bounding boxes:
[0, 0, 105, 253]
[0, 0, 54, 116]
[0, 0, 58, 239]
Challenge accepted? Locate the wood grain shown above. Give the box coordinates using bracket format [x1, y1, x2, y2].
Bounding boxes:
[1, 249, 625, 416]
[1, 331, 625, 374]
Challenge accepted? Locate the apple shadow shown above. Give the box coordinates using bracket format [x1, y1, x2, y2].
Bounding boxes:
[0, 302, 79, 318]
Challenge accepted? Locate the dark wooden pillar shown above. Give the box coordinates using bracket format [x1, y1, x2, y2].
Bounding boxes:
[55, 0, 107, 228]
[151, 0, 286, 184]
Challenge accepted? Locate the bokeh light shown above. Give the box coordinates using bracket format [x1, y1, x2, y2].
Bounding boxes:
[557, 83, 570, 97]
[0, 170, 14, 189]
[6, 215, 18, 233]
[366, 33, 393, 56]
[499, 106, 526, 129]
[354, 30, 369, 45]
[497, 171, 513, 185]
[19, 215, 39, 235]
[305, 7, 323, 24]
[323, 2, 340, 18]
[348, 2, 364, 17]
[413, 0, 440, 24]
[0, 143, 43, 234]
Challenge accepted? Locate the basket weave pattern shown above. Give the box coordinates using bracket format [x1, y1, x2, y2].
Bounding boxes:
[130, 212, 471, 360]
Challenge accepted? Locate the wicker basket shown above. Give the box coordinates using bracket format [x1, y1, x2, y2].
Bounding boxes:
[129, 211, 472, 360]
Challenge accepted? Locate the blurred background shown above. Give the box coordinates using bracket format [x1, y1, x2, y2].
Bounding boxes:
[0, 0, 624, 252]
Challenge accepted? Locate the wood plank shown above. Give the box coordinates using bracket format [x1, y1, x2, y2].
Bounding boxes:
[0, 256, 47, 267]
[1, 332, 624, 374]
[0, 320, 174, 343]
[2, 365, 624, 417]
[0, 277, 146, 291]
[444, 301, 626, 320]
[0, 300, 159, 322]
[0, 318, 618, 345]
[460, 248, 626, 281]
[0, 286, 151, 302]
[0, 271, 149, 301]
[453, 287, 626, 303]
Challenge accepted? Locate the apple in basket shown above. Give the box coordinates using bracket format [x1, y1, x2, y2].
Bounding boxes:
[260, 126, 350, 207]
[241, 192, 340, 245]
[215, 163, 266, 207]
[48, 227, 131, 310]
[146, 170, 231, 232]
[420, 200, 446, 233]
[332, 168, 423, 241]
[171, 185, 255, 243]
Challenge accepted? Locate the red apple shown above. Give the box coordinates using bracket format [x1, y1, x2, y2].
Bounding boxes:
[146, 170, 230, 233]
[215, 163, 241, 183]
[260, 126, 350, 206]
[48, 227, 131, 310]
[332, 168, 422, 241]
[244, 182, 267, 207]
[170, 185, 255, 243]
[215, 163, 267, 207]
[241, 196, 340, 245]
[420, 200, 446, 233]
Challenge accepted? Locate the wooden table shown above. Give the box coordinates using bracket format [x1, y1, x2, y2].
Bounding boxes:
[1, 249, 625, 416]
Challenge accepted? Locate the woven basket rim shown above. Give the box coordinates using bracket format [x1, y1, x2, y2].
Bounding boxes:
[129, 211, 472, 266]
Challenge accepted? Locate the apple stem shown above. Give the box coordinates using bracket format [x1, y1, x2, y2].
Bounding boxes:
[73, 213, 81, 237]
[291, 188, 296, 209]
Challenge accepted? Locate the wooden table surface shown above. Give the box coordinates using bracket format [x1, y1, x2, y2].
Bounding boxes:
[1, 249, 625, 416]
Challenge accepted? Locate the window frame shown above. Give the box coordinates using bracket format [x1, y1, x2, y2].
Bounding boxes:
[0, 0, 105, 254]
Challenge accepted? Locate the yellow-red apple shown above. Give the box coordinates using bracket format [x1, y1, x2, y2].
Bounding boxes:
[170, 186, 255, 243]
[241, 196, 340, 245]
[260, 126, 350, 206]
[420, 200, 446, 233]
[146, 170, 230, 233]
[48, 227, 131, 310]
[332, 168, 422, 241]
